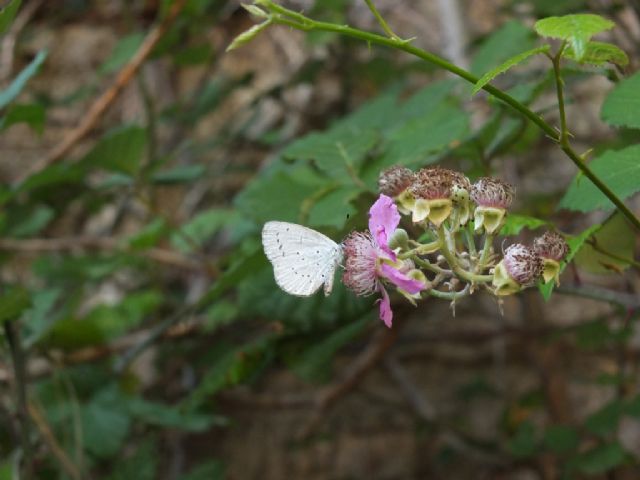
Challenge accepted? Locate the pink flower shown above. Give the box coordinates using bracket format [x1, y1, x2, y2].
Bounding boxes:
[343, 195, 426, 328]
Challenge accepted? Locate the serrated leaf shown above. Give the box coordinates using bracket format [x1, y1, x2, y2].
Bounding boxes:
[534, 14, 614, 60]
[0, 50, 47, 110]
[539, 224, 599, 300]
[601, 71, 640, 129]
[564, 41, 628, 66]
[234, 166, 325, 224]
[574, 212, 634, 274]
[283, 127, 379, 179]
[306, 186, 359, 230]
[559, 145, 640, 212]
[81, 125, 147, 175]
[472, 45, 550, 95]
[0, 0, 21, 35]
[500, 214, 547, 236]
[471, 21, 537, 76]
[377, 101, 468, 169]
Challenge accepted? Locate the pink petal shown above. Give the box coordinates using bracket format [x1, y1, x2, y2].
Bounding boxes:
[368, 194, 400, 252]
[376, 285, 393, 328]
[380, 263, 425, 294]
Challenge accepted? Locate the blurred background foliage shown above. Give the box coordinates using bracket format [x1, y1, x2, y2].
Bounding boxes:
[1, 0, 640, 478]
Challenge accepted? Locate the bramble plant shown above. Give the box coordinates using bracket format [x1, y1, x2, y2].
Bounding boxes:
[3, 1, 640, 478]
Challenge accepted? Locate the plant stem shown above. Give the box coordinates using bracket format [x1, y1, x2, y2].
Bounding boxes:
[476, 233, 494, 273]
[412, 255, 452, 276]
[362, 0, 401, 40]
[4, 321, 33, 479]
[428, 284, 471, 300]
[437, 226, 493, 283]
[257, 0, 640, 232]
[464, 223, 477, 259]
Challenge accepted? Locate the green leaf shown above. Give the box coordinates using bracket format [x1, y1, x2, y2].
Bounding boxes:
[573, 442, 628, 475]
[170, 208, 238, 253]
[563, 41, 628, 66]
[543, 425, 579, 453]
[307, 186, 359, 230]
[0, 50, 47, 110]
[574, 212, 635, 274]
[6, 204, 54, 237]
[472, 45, 550, 95]
[151, 164, 206, 184]
[500, 214, 547, 236]
[0, 103, 46, 133]
[126, 397, 226, 431]
[81, 125, 147, 175]
[534, 14, 614, 60]
[377, 101, 468, 169]
[82, 389, 131, 458]
[508, 421, 538, 458]
[283, 126, 379, 179]
[539, 224, 599, 300]
[0, 286, 30, 324]
[99, 33, 145, 75]
[0, 0, 21, 35]
[234, 166, 325, 224]
[601, 71, 640, 129]
[292, 316, 369, 382]
[177, 461, 225, 480]
[127, 218, 169, 250]
[106, 440, 157, 480]
[559, 145, 640, 212]
[585, 400, 624, 437]
[471, 21, 537, 76]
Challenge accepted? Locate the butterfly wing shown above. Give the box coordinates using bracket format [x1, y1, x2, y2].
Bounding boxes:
[262, 221, 342, 297]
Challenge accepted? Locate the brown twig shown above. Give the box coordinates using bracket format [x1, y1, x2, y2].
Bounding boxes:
[0, 0, 44, 83]
[27, 402, 82, 480]
[16, 0, 189, 184]
[0, 236, 207, 273]
[298, 319, 405, 439]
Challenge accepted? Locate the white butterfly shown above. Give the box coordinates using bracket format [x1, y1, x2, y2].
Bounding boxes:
[262, 221, 343, 297]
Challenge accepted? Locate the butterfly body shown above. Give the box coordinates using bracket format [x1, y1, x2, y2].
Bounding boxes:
[262, 221, 343, 297]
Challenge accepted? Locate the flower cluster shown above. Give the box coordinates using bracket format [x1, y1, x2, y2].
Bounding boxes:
[342, 166, 570, 327]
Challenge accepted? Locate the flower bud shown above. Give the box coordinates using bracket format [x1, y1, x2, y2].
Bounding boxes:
[533, 231, 569, 285]
[388, 228, 409, 251]
[408, 167, 456, 226]
[492, 244, 543, 296]
[471, 177, 514, 234]
[378, 166, 414, 197]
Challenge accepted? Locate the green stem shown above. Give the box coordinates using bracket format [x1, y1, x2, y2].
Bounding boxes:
[476, 233, 494, 274]
[464, 223, 477, 259]
[587, 238, 640, 270]
[428, 284, 471, 300]
[257, 0, 640, 232]
[363, 0, 401, 40]
[437, 225, 492, 283]
[412, 255, 451, 276]
[398, 240, 441, 259]
[551, 44, 568, 144]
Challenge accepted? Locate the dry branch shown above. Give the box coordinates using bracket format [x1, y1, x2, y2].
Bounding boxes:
[16, 0, 189, 184]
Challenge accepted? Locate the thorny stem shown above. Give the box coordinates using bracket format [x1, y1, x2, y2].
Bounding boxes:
[427, 283, 471, 300]
[363, 0, 402, 41]
[4, 321, 33, 479]
[254, 0, 640, 233]
[464, 223, 477, 259]
[437, 225, 493, 284]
